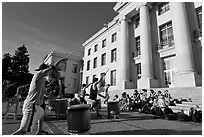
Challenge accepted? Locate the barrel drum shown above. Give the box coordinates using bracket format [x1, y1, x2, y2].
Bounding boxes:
[67, 104, 91, 134]
[107, 101, 120, 119]
[55, 98, 68, 119]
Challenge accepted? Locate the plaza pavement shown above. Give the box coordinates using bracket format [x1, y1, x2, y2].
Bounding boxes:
[2, 104, 202, 135]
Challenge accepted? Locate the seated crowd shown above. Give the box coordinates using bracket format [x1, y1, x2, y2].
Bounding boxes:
[113, 89, 201, 123]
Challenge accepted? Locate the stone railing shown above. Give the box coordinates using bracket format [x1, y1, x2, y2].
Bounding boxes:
[157, 40, 175, 50]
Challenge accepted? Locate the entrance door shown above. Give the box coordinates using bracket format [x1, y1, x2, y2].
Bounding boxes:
[163, 56, 177, 87]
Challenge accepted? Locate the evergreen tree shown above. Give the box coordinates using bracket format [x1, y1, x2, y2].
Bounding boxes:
[12, 45, 30, 74]
[2, 53, 12, 81]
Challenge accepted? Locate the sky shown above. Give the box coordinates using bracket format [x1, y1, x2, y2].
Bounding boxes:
[2, 2, 118, 74]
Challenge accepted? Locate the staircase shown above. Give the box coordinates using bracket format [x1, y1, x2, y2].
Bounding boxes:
[105, 87, 202, 114]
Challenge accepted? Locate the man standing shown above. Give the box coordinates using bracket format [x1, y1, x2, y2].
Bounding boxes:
[89, 73, 106, 117]
[12, 57, 68, 135]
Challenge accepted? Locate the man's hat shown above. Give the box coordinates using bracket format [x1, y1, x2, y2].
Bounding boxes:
[35, 63, 50, 71]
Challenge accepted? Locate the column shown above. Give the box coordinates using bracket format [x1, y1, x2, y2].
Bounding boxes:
[171, 2, 201, 87]
[171, 2, 195, 73]
[119, 17, 129, 82]
[140, 4, 153, 79]
[138, 4, 159, 89]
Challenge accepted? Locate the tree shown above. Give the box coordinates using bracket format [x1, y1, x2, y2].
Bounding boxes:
[2, 45, 33, 99]
[12, 45, 30, 74]
[2, 53, 12, 81]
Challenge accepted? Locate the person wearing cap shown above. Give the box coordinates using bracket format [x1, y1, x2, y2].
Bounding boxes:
[12, 57, 68, 135]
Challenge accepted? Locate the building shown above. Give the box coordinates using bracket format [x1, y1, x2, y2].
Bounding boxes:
[82, 2, 202, 92]
[44, 51, 83, 95]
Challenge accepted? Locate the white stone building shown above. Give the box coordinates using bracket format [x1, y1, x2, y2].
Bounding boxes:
[44, 51, 82, 95]
[82, 2, 202, 92]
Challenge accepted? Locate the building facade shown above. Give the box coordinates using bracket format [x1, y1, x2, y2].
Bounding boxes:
[44, 51, 83, 94]
[82, 2, 202, 91]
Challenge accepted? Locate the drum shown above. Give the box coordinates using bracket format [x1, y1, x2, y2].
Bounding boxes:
[107, 101, 120, 116]
[67, 104, 91, 134]
[55, 98, 68, 119]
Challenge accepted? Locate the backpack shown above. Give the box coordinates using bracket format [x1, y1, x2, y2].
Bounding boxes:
[164, 107, 174, 115]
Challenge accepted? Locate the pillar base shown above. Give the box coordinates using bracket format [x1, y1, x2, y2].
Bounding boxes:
[173, 72, 202, 87]
[119, 81, 135, 89]
[137, 77, 159, 89]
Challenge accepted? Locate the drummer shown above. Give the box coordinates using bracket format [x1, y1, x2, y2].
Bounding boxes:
[88, 74, 106, 117]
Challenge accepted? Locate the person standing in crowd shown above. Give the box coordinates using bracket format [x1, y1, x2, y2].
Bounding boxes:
[104, 84, 110, 104]
[79, 83, 92, 104]
[12, 57, 69, 135]
[88, 73, 107, 117]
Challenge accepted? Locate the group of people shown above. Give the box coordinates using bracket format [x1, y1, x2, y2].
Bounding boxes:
[70, 72, 111, 117]
[12, 52, 111, 135]
[115, 89, 173, 114]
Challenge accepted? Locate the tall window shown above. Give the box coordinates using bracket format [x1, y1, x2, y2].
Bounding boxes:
[162, 56, 177, 87]
[88, 48, 91, 56]
[110, 70, 116, 86]
[158, 2, 170, 15]
[196, 6, 202, 29]
[60, 62, 67, 72]
[87, 60, 90, 71]
[101, 53, 106, 66]
[100, 72, 105, 87]
[134, 13, 140, 29]
[94, 44, 98, 52]
[135, 36, 140, 56]
[93, 57, 97, 69]
[72, 64, 77, 73]
[111, 33, 117, 43]
[136, 63, 141, 79]
[86, 76, 89, 85]
[111, 48, 117, 62]
[102, 39, 106, 48]
[160, 21, 174, 46]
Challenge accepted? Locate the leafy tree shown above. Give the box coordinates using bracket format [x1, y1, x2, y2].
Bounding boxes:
[12, 44, 30, 74]
[2, 53, 12, 81]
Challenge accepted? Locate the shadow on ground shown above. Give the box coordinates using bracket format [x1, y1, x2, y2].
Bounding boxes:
[92, 129, 202, 135]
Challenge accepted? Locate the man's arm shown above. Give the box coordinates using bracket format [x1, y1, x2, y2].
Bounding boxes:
[85, 83, 92, 89]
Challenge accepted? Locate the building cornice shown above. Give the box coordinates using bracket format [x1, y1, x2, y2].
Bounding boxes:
[82, 2, 154, 47]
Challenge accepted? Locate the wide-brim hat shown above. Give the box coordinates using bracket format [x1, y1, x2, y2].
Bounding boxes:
[35, 63, 50, 71]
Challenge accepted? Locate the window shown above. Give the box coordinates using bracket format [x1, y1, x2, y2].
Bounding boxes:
[159, 21, 174, 46]
[110, 70, 116, 86]
[86, 76, 89, 85]
[135, 36, 140, 56]
[136, 63, 141, 79]
[100, 72, 105, 87]
[158, 2, 170, 15]
[111, 48, 117, 62]
[111, 33, 117, 43]
[134, 13, 140, 29]
[101, 53, 106, 66]
[93, 57, 97, 69]
[72, 64, 77, 73]
[196, 6, 202, 29]
[163, 56, 177, 86]
[102, 39, 106, 48]
[88, 48, 91, 56]
[87, 60, 90, 71]
[94, 44, 98, 52]
[59, 62, 66, 72]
